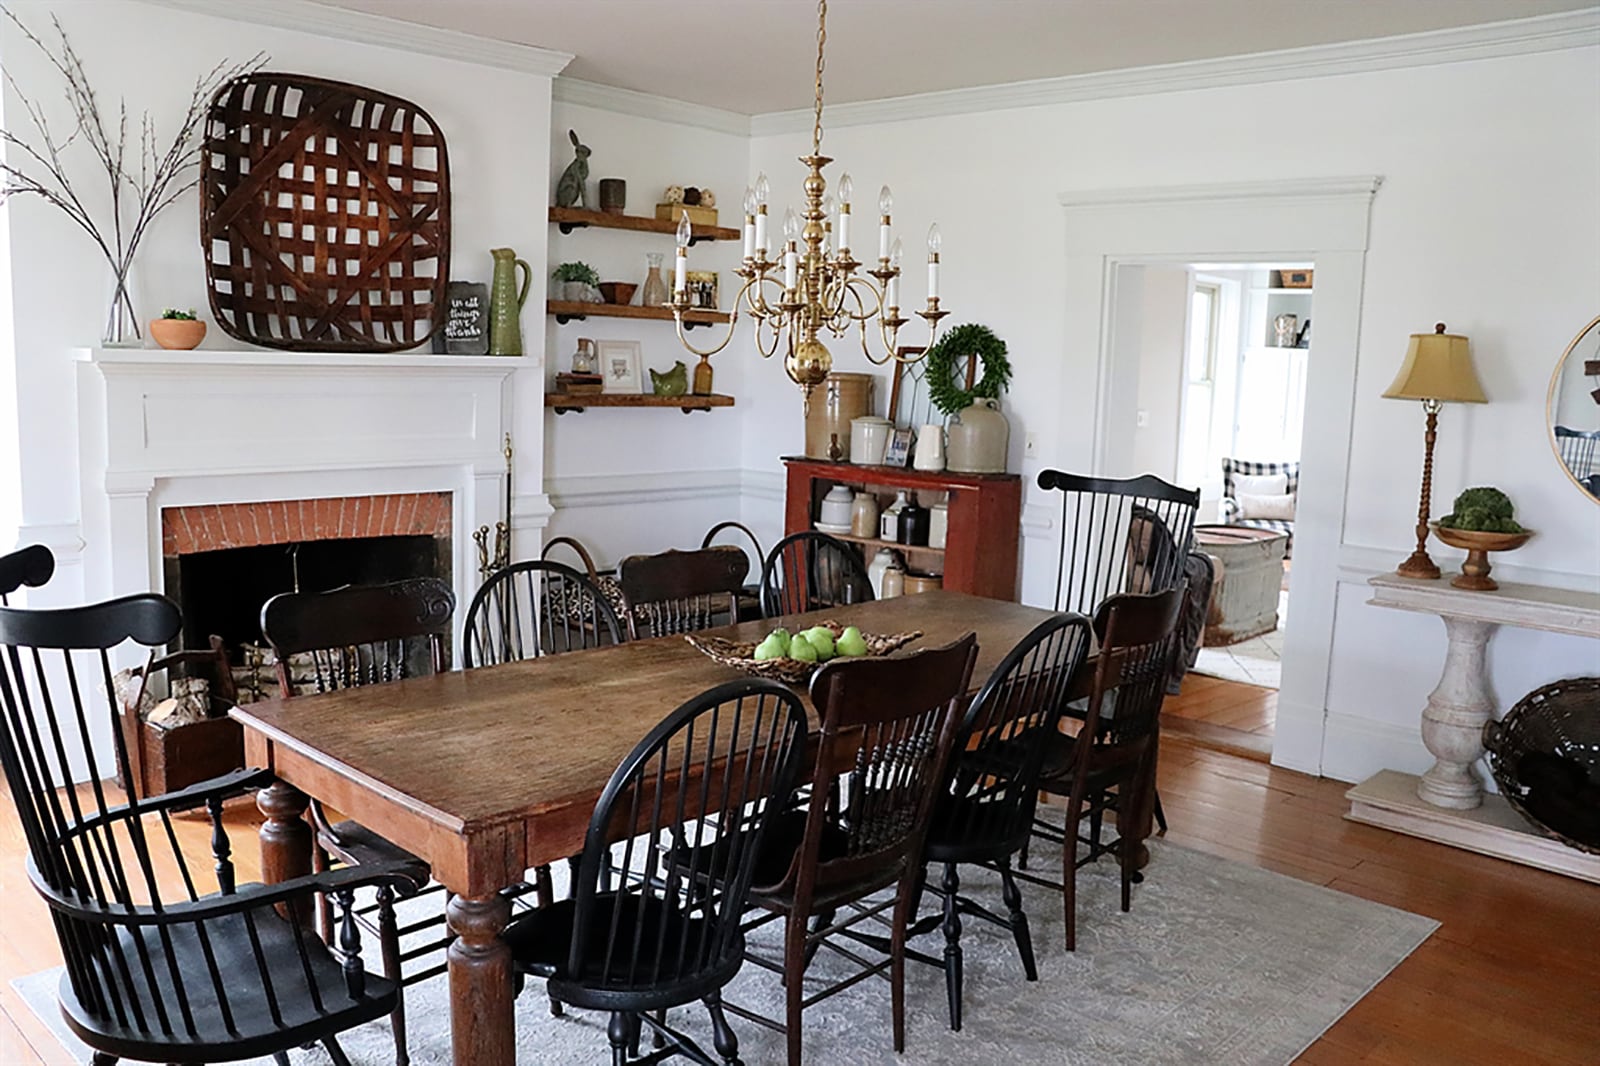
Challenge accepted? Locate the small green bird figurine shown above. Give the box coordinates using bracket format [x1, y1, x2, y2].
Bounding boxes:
[650, 360, 689, 397]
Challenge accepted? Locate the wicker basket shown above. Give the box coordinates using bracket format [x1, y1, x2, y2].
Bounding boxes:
[685, 622, 922, 686]
[201, 72, 451, 352]
[1483, 677, 1600, 854]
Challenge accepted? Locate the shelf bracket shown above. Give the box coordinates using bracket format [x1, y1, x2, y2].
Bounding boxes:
[554, 312, 587, 325]
[556, 221, 588, 235]
[552, 405, 585, 415]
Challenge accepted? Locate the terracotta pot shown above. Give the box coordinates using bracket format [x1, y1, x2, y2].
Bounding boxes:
[149, 318, 206, 350]
[598, 281, 637, 305]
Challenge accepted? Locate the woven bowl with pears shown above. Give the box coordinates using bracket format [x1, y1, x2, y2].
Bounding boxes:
[685, 621, 922, 685]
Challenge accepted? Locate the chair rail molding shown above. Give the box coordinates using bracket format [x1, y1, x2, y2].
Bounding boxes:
[1056, 175, 1383, 777]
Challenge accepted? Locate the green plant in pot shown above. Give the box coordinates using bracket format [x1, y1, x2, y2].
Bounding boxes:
[149, 307, 206, 350]
[925, 323, 1013, 473]
[1430, 486, 1533, 591]
[552, 261, 602, 303]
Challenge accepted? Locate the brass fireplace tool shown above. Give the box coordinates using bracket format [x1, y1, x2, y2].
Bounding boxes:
[474, 433, 513, 579]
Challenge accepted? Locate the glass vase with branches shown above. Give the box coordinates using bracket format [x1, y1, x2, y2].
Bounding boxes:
[0, 10, 263, 344]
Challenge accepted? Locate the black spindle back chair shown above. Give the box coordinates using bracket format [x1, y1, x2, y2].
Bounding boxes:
[617, 547, 749, 640]
[1022, 588, 1186, 951]
[702, 521, 767, 621]
[462, 559, 623, 667]
[0, 593, 411, 1065]
[1555, 425, 1600, 484]
[729, 635, 978, 1066]
[0, 543, 54, 604]
[911, 612, 1093, 1030]
[503, 679, 809, 1066]
[758, 531, 875, 619]
[1036, 470, 1200, 616]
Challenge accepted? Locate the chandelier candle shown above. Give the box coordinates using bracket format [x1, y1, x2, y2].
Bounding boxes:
[674, 212, 691, 298]
[667, 0, 951, 407]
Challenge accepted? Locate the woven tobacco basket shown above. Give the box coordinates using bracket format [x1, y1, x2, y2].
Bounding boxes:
[201, 72, 450, 351]
[1483, 677, 1600, 854]
[685, 622, 922, 685]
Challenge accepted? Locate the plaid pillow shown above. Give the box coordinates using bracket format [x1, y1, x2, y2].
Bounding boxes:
[1221, 458, 1300, 521]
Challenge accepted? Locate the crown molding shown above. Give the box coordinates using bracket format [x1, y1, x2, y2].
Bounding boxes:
[750, 8, 1600, 136]
[1059, 176, 1384, 209]
[553, 78, 751, 137]
[139, 0, 574, 78]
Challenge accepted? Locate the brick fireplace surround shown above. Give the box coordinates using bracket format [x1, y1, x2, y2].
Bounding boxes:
[161, 492, 453, 556]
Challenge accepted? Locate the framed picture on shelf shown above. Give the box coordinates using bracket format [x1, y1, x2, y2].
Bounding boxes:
[598, 339, 643, 393]
[882, 427, 914, 468]
[686, 270, 719, 310]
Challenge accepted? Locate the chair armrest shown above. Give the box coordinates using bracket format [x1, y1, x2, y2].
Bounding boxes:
[30, 859, 425, 926]
[66, 767, 275, 843]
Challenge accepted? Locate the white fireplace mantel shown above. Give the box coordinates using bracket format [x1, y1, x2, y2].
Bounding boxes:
[1347, 573, 1600, 883]
[74, 346, 523, 623]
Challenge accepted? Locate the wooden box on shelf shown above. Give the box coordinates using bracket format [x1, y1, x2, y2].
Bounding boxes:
[655, 203, 718, 227]
[781, 456, 1021, 601]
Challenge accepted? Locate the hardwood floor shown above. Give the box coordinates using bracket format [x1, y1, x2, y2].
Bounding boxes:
[4, 736, 1599, 1064]
[1166, 672, 1277, 759]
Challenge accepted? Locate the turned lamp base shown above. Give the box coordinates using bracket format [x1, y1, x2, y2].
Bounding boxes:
[1395, 549, 1441, 581]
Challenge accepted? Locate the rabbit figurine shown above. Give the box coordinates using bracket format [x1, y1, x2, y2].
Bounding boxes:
[555, 129, 590, 209]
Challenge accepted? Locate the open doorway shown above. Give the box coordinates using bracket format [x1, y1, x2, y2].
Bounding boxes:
[1114, 261, 1314, 756]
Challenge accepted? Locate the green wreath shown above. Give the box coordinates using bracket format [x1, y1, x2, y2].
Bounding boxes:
[924, 323, 1012, 416]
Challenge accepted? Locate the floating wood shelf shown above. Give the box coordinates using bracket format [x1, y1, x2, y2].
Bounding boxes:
[547, 301, 730, 329]
[546, 392, 735, 415]
[548, 207, 740, 245]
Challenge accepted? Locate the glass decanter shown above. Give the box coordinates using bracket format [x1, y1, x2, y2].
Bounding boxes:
[641, 251, 670, 308]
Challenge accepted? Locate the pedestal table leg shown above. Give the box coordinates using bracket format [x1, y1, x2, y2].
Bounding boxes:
[447, 894, 515, 1066]
[1417, 615, 1498, 810]
[257, 779, 313, 927]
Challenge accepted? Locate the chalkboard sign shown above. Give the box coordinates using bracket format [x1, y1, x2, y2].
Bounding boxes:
[433, 281, 489, 354]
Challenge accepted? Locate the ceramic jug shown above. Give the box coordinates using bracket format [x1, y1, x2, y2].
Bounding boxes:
[945, 398, 1010, 473]
[489, 248, 532, 356]
[912, 423, 946, 472]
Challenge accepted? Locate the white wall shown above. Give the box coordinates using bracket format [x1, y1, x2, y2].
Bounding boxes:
[1129, 264, 1190, 481]
[542, 98, 754, 569]
[0, 0, 557, 605]
[745, 44, 1600, 781]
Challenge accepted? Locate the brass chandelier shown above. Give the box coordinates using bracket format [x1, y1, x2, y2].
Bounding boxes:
[668, 0, 948, 407]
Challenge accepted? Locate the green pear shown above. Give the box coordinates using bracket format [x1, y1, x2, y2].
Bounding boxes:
[769, 627, 791, 653]
[787, 635, 819, 663]
[753, 635, 784, 661]
[836, 629, 869, 658]
[804, 628, 835, 661]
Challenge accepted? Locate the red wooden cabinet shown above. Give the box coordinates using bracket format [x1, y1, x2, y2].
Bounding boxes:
[781, 456, 1022, 601]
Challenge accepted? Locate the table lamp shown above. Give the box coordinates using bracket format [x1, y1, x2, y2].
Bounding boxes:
[1383, 323, 1487, 578]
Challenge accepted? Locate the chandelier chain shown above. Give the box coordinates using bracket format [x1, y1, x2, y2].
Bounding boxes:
[812, 0, 827, 157]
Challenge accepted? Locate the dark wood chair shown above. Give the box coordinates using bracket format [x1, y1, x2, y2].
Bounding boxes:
[702, 521, 766, 621]
[726, 635, 977, 1066]
[1020, 588, 1186, 951]
[259, 576, 455, 1061]
[0, 543, 53, 604]
[1036, 470, 1199, 833]
[616, 547, 749, 640]
[462, 559, 623, 667]
[502, 678, 809, 1066]
[758, 531, 875, 619]
[0, 592, 412, 1066]
[910, 612, 1093, 1030]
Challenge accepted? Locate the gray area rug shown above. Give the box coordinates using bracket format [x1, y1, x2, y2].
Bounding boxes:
[15, 840, 1436, 1065]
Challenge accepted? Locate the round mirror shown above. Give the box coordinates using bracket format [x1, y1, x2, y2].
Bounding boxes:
[1548, 315, 1600, 503]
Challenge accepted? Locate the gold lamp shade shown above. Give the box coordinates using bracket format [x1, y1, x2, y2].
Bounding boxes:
[1383, 323, 1487, 403]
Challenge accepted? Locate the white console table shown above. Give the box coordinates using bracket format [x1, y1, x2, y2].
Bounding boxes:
[1347, 574, 1600, 883]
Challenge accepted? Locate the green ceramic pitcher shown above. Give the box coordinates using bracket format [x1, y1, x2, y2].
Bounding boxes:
[488, 248, 532, 356]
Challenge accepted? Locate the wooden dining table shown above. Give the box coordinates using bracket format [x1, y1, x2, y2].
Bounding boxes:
[231, 590, 1147, 1066]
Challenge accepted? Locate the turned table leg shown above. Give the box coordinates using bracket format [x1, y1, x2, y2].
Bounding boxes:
[1417, 615, 1499, 810]
[447, 894, 515, 1066]
[257, 779, 314, 927]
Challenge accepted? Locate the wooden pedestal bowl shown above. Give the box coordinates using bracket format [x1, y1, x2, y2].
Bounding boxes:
[1430, 524, 1533, 590]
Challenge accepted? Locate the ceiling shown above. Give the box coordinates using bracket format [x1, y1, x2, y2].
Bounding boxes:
[315, 0, 1594, 114]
